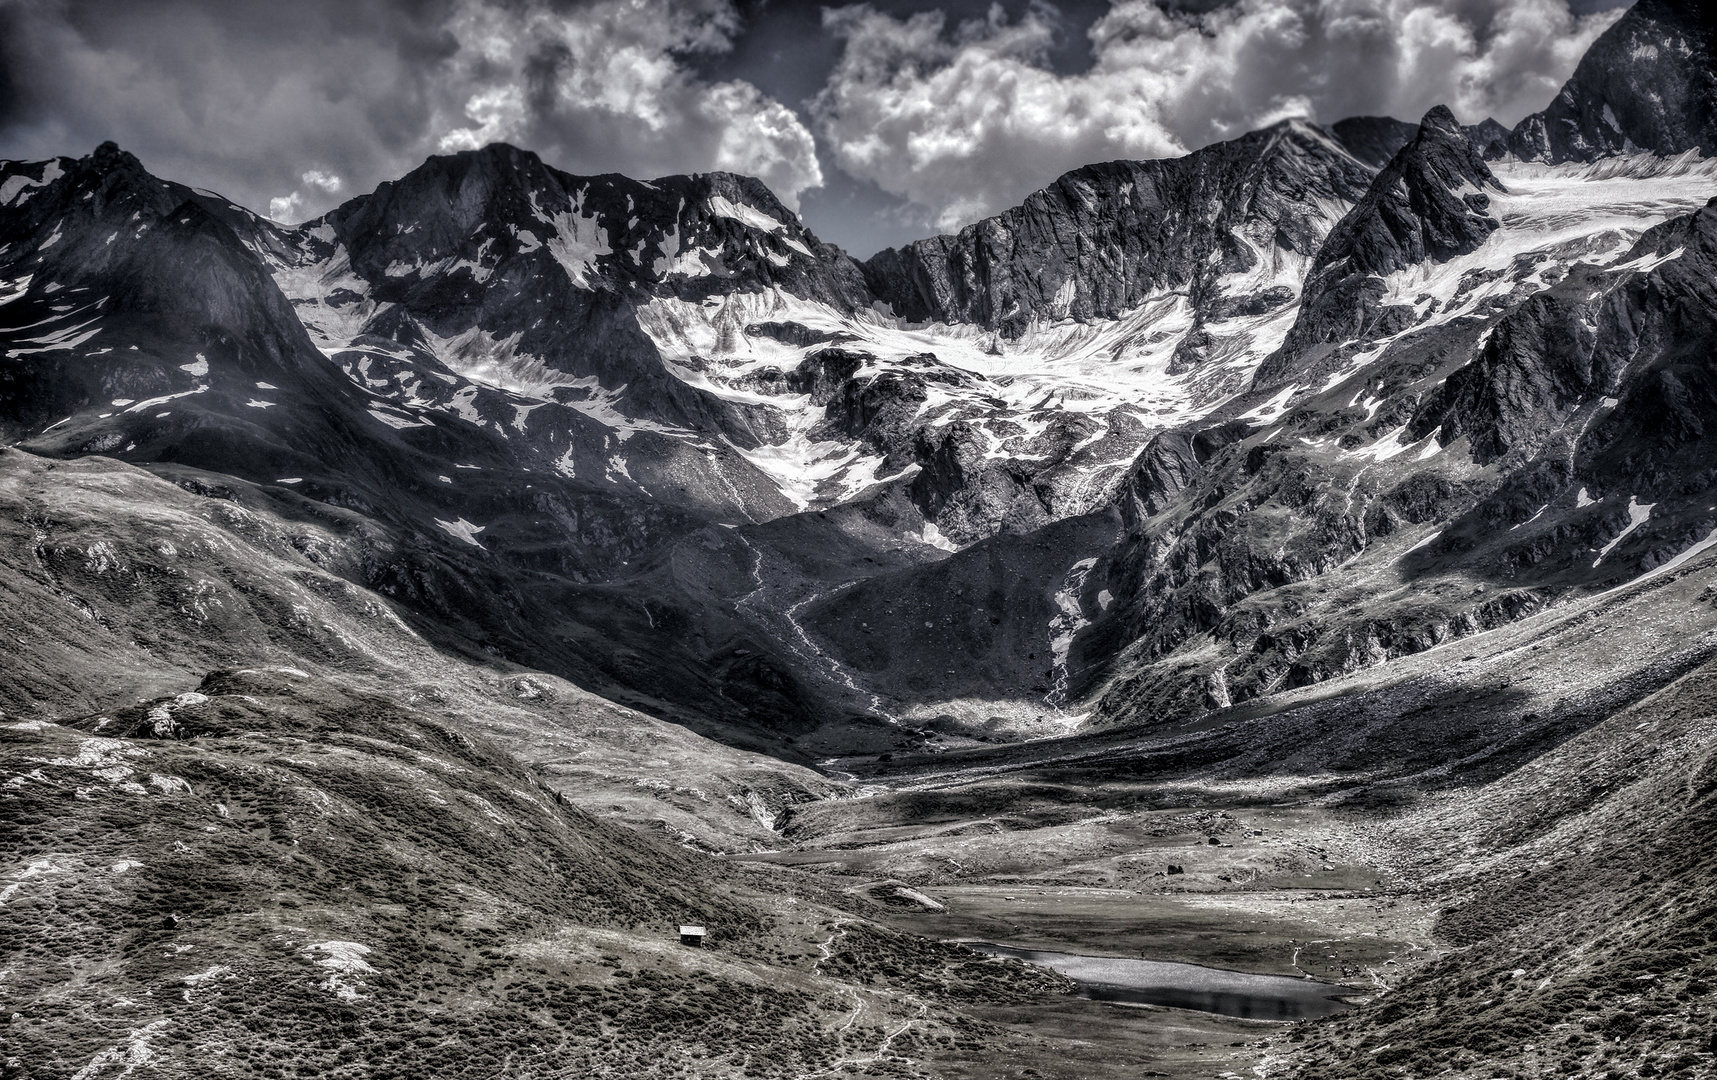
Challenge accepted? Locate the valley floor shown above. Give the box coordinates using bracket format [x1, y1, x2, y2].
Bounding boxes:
[731, 786, 1431, 1080]
[714, 547, 1717, 1079]
[2, 450, 1713, 1079]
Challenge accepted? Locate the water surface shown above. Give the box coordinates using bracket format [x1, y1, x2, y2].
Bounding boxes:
[968, 942, 1354, 1020]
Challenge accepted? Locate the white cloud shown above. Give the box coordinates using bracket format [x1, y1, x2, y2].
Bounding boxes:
[429, 0, 823, 208]
[300, 169, 343, 193]
[268, 191, 304, 223]
[438, 85, 527, 153]
[268, 169, 344, 222]
[814, 0, 1623, 232]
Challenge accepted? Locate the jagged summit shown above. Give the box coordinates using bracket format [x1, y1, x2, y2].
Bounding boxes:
[1256, 105, 1505, 386]
[1509, 0, 1717, 162]
[1317, 105, 1505, 277]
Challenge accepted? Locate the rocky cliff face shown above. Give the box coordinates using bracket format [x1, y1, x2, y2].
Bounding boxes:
[860, 120, 1380, 337]
[1411, 197, 1717, 470]
[1508, 0, 1717, 163]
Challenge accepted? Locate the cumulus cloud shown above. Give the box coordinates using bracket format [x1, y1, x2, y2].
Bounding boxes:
[430, 0, 822, 207]
[814, 0, 1624, 231]
[270, 170, 345, 223]
[0, 0, 821, 222]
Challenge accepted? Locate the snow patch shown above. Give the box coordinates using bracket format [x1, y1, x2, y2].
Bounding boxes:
[1402, 529, 1443, 556]
[435, 517, 487, 548]
[0, 272, 32, 306]
[1593, 496, 1654, 566]
[368, 405, 433, 429]
[1239, 384, 1300, 425]
[546, 203, 611, 288]
[182, 965, 232, 987]
[708, 194, 785, 233]
[919, 522, 958, 552]
[1047, 558, 1098, 709]
[68, 1019, 172, 1080]
[304, 941, 374, 1001]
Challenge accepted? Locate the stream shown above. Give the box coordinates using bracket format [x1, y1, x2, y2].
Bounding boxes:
[967, 943, 1355, 1020]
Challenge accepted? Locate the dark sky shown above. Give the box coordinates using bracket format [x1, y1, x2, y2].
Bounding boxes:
[0, 0, 1633, 257]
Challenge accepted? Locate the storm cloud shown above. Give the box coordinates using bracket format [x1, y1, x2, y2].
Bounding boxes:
[0, 0, 1625, 245]
[0, 0, 821, 221]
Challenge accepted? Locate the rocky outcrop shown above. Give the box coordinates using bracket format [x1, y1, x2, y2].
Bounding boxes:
[1508, 0, 1717, 163]
[1118, 420, 1254, 522]
[1256, 106, 1505, 388]
[861, 120, 1378, 336]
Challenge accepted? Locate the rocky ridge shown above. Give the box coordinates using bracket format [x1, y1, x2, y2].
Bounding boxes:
[859, 119, 1380, 336]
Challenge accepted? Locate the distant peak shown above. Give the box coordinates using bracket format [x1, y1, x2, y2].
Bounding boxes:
[1418, 105, 1464, 136]
[1505, 0, 1717, 163]
[89, 140, 145, 176]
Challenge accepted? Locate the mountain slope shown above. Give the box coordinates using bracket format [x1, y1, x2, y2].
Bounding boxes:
[860, 119, 1379, 337]
[1074, 188, 1717, 725]
[0, 145, 893, 749]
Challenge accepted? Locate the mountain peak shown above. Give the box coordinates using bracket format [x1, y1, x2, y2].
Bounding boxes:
[1315, 104, 1504, 276]
[1419, 104, 1463, 136]
[1508, 0, 1717, 162]
[861, 119, 1378, 333]
[90, 140, 139, 170]
[80, 141, 157, 196]
[1253, 102, 1504, 387]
